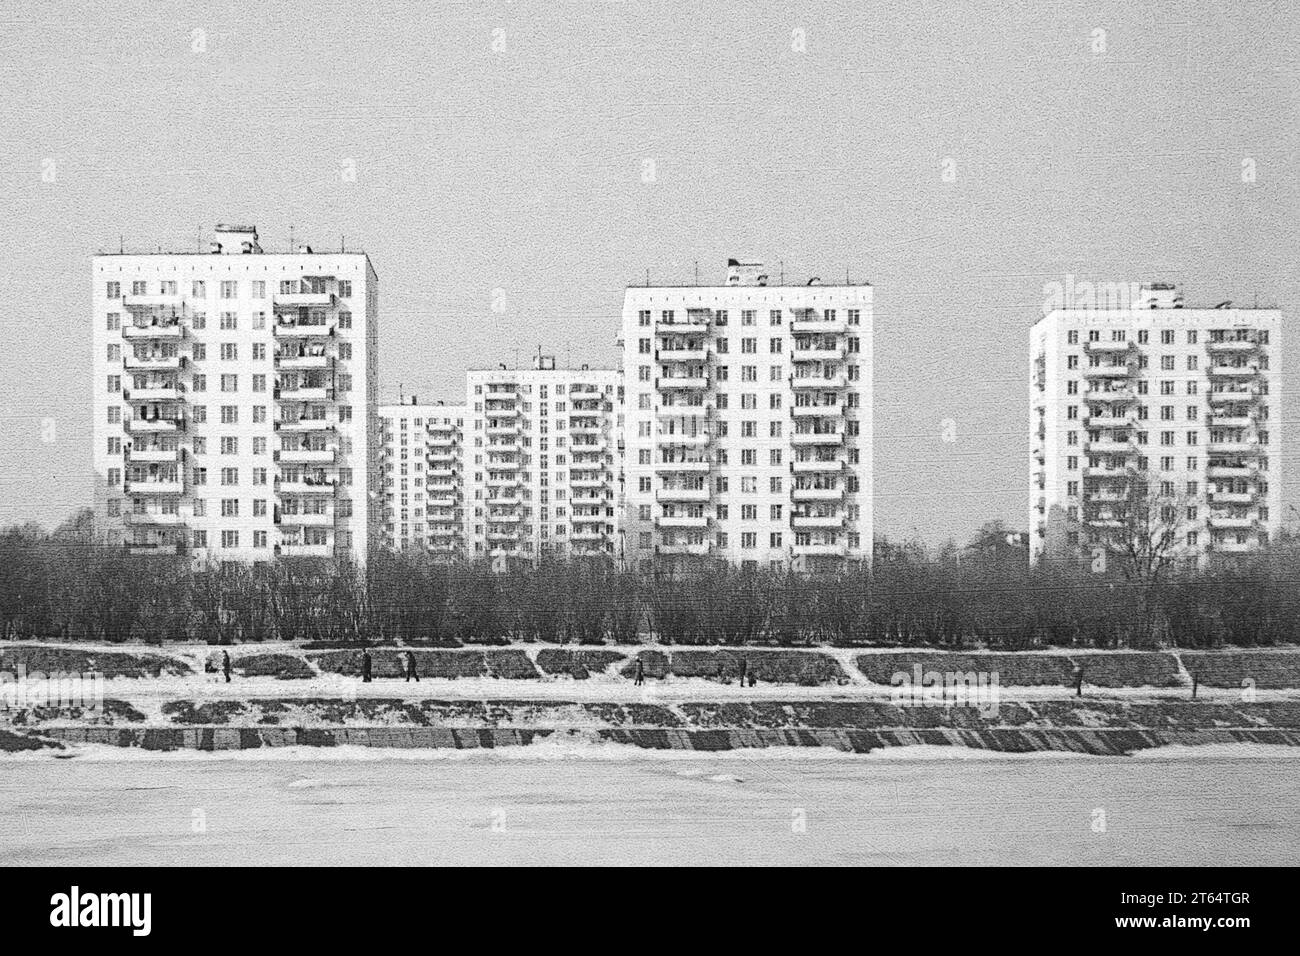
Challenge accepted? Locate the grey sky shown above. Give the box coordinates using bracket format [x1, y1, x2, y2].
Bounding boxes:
[1, 0, 1296, 544]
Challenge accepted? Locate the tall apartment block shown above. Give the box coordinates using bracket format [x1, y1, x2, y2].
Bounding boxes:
[378, 399, 466, 555]
[621, 260, 873, 573]
[1030, 283, 1281, 564]
[464, 355, 623, 568]
[92, 225, 381, 564]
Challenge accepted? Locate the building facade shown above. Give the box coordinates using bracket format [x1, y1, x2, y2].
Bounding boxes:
[92, 225, 380, 565]
[378, 399, 466, 555]
[464, 356, 623, 568]
[1030, 283, 1282, 565]
[621, 260, 874, 573]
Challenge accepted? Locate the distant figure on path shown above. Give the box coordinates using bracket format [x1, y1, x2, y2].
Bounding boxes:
[405, 651, 420, 683]
[1192, 674, 1199, 700]
[361, 649, 373, 683]
[222, 650, 232, 684]
[1073, 665, 1084, 698]
[634, 658, 645, 686]
[747, 672, 757, 688]
[738, 658, 748, 687]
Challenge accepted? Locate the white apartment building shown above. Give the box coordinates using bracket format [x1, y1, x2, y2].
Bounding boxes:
[1030, 283, 1282, 565]
[621, 260, 873, 573]
[464, 356, 623, 569]
[92, 225, 381, 565]
[378, 399, 466, 555]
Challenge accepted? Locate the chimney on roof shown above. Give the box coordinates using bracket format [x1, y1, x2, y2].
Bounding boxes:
[213, 224, 261, 254]
[726, 258, 765, 286]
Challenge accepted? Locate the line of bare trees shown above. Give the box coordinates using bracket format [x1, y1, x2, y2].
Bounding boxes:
[1, 513, 1297, 648]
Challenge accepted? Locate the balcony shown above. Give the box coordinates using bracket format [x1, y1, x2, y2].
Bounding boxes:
[1209, 515, 1257, 530]
[486, 476, 522, 489]
[656, 542, 712, 556]
[275, 418, 335, 433]
[489, 546, 523, 558]
[125, 417, 183, 433]
[276, 386, 334, 402]
[123, 511, 185, 526]
[122, 323, 183, 340]
[791, 314, 847, 334]
[1083, 340, 1133, 354]
[487, 529, 522, 542]
[1082, 364, 1134, 379]
[1086, 389, 1134, 404]
[791, 429, 844, 446]
[791, 486, 843, 502]
[1086, 465, 1132, 480]
[1209, 490, 1256, 505]
[1207, 365, 1259, 379]
[1207, 389, 1257, 405]
[792, 514, 844, 529]
[1207, 465, 1255, 479]
[427, 496, 459, 508]
[657, 432, 709, 448]
[1207, 441, 1259, 455]
[570, 530, 607, 542]
[273, 322, 334, 338]
[122, 294, 183, 310]
[278, 543, 334, 558]
[426, 467, 457, 479]
[279, 511, 334, 527]
[793, 542, 848, 557]
[791, 346, 845, 362]
[568, 423, 604, 436]
[486, 422, 521, 436]
[1210, 539, 1254, 554]
[1086, 440, 1135, 455]
[1209, 415, 1254, 428]
[656, 487, 710, 503]
[658, 347, 709, 363]
[656, 515, 709, 529]
[487, 511, 523, 524]
[655, 459, 711, 474]
[273, 292, 335, 308]
[1207, 339, 1260, 353]
[275, 354, 332, 370]
[278, 448, 336, 464]
[790, 372, 847, 390]
[792, 458, 843, 474]
[657, 405, 712, 421]
[277, 479, 337, 495]
[129, 447, 179, 464]
[657, 375, 710, 391]
[570, 476, 608, 489]
[123, 353, 180, 371]
[791, 403, 840, 418]
[655, 317, 709, 334]
[126, 386, 184, 403]
[126, 480, 184, 495]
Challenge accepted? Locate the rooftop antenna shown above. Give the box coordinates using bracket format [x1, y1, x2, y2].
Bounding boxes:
[780, 260, 785, 284]
[119, 235, 124, 254]
[694, 260, 699, 286]
[645, 268, 650, 287]
[398, 381, 404, 404]
[513, 346, 521, 369]
[289, 225, 294, 252]
[341, 235, 345, 253]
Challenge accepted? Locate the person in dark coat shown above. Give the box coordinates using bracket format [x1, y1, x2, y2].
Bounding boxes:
[361, 649, 373, 683]
[738, 658, 748, 686]
[1074, 665, 1084, 698]
[222, 650, 232, 684]
[634, 658, 645, 686]
[405, 651, 419, 683]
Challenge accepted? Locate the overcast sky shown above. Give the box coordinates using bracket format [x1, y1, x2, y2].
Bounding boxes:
[1, 0, 1296, 544]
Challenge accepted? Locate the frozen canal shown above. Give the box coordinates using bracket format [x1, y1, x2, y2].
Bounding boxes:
[2, 745, 1297, 866]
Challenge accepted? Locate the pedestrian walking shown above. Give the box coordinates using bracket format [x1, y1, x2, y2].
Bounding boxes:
[361, 649, 373, 683]
[222, 650, 232, 684]
[405, 651, 419, 683]
[634, 658, 645, 686]
[1074, 665, 1084, 698]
